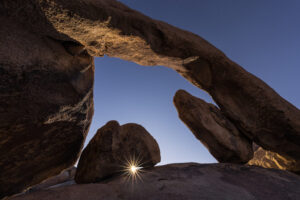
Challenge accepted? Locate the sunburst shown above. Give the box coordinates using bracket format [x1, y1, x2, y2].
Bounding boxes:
[121, 154, 145, 184]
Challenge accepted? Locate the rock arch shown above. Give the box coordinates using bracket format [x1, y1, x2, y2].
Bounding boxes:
[0, 0, 299, 198]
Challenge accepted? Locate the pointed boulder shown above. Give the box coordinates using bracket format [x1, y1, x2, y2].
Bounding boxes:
[174, 90, 253, 163]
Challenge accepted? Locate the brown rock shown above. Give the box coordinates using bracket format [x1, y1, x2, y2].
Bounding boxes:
[75, 121, 160, 184]
[14, 0, 298, 159]
[12, 163, 300, 200]
[248, 147, 300, 174]
[174, 90, 253, 163]
[194, 59, 300, 161]
[0, 15, 93, 199]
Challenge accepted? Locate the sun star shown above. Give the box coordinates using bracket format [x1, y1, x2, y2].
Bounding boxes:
[121, 155, 145, 184]
[130, 165, 138, 174]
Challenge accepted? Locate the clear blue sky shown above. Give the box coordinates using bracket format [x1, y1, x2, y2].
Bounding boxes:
[84, 0, 300, 165]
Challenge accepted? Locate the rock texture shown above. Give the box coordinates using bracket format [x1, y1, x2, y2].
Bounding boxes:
[249, 147, 300, 174]
[12, 163, 300, 200]
[173, 90, 253, 163]
[75, 121, 160, 184]
[0, 10, 94, 200]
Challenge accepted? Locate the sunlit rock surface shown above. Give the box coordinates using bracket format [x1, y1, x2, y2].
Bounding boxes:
[12, 163, 300, 200]
[75, 121, 160, 184]
[174, 90, 253, 163]
[249, 147, 300, 174]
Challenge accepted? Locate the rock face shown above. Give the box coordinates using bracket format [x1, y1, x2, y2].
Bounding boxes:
[0, 10, 94, 200]
[12, 163, 300, 200]
[75, 121, 160, 184]
[173, 90, 253, 163]
[249, 147, 300, 174]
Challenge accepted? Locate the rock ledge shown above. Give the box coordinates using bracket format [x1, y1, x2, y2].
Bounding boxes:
[12, 163, 300, 200]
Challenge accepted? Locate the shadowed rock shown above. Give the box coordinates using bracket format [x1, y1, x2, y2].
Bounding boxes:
[249, 147, 300, 174]
[75, 121, 160, 184]
[12, 163, 300, 200]
[0, 15, 94, 199]
[25, 167, 76, 193]
[174, 90, 253, 163]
